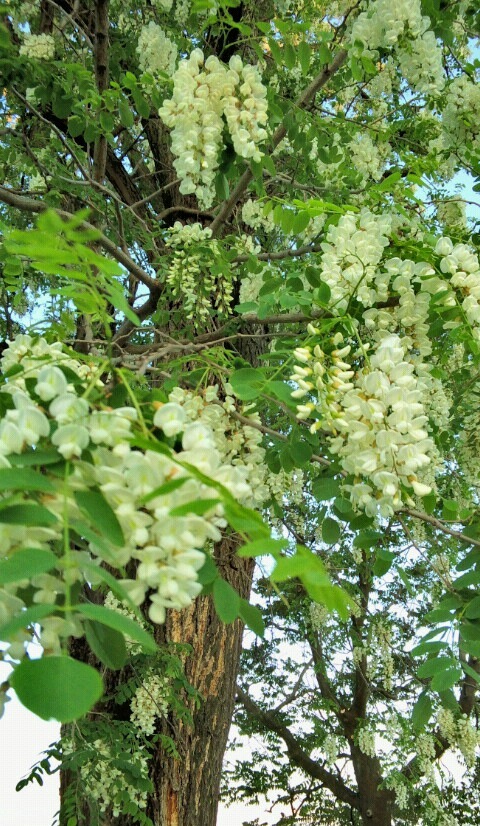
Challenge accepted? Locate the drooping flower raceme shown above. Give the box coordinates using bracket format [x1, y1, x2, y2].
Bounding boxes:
[349, 0, 445, 96]
[290, 216, 480, 516]
[0, 335, 264, 662]
[19, 33, 55, 61]
[159, 50, 268, 207]
[136, 22, 178, 77]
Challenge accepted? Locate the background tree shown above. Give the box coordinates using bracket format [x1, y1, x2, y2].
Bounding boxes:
[0, 1, 479, 826]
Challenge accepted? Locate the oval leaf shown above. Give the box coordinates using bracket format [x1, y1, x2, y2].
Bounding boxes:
[213, 578, 240, 624]
[75, 603, 156, 652]
[74, 489, 124, 547]
[10, 656, 103, 722]
[0, 548, 57, 586]
[84, 620, 127, 670]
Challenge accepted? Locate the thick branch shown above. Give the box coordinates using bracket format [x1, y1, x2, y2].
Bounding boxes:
[0, 186, 159, 291]
[400, 508, 480, 550]
[93, 0, 109, 182]
[210, 49, 348, 235]
[236, 686, 359, 810]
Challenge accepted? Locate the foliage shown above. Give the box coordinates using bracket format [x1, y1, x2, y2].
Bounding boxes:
[0, 0, 479, 823]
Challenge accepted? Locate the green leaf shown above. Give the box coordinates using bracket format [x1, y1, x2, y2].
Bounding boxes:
[213, 578, 240, 623]
[412, 692, 433, 732]
[139, 477, 188, 504]
[239, 598, 265, 637]
[229, 368, 268, 401]
[9, 448, 58, 467]
[291, 211, 311, 235]
[197, 554, 218, 586]
[70, 519, 117, 563]
[0, 604, 57, 643]
[74, 489, 124, 547]
[119, 97, 134, 128]
[0, 548, 57, 586]
[284, 43, 296, 70]
[312, 476, 340, 501]
[431, 666, 462, 692]
[75, 604, 157, 652]
[84, 620, 127, 670]
[317, 43, 331, 65]
[460, 621, 480, 641]
[68, 116, 85, 137]
[0, 503, 58, 526]
[0, 468, 55, 493]
[224, 502, 270, 541]
[269, 38, 282, 66]
[417, 656, 459, 678]
[411, 641, 447, 657]
[237, 537, 288, 558]
[464, 596, 480, 619]
[322, 517, 341, 545]
[298, 41, 310, 74]
[10, 656, 103, 722]
[170, 498, 220, 517]
[79, 560, 141, 614]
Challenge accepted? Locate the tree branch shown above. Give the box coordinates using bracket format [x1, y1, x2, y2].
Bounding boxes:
[0, 185, 159, 291]
[93, 0, 109, 183]
[236, 686, 359, 809]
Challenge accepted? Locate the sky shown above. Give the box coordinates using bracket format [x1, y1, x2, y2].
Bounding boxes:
[0, 661, 274, 826]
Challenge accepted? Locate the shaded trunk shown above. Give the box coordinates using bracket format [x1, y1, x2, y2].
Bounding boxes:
[60, 539, 254, 826]
[351, 745, 394, 826]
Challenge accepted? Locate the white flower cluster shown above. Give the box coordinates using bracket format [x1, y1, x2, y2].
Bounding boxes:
[136, 22, 177, 77]
[442, 75, 480, 162]
[350, 0, 445, 95]
[164, 383, 270, 508]
[104, 592, 149, 654]
[437, 708, 479, 768]
[357, 725, 376, 757]
[130, 672, 170, 735]
[165, 221, 233, 324]
[318, 209, 392, 313]
[436, 199, 467, 232]
[369, 620, 394, 691]
[242, 199, 276, 234]
[0, 335, 261, 654]
[436, 237, 480, 339]
[385, 774, 409, 810]
[292, 332, 435, 516]
[80, 738, 149, 817]
[19, 33, 55, 61]
[416, 732, 436, 777]
[159, 50, 268, 207]
[348, 133, 390, 183]
[322, 734, 339, 766]
[309, 601, 329, 630]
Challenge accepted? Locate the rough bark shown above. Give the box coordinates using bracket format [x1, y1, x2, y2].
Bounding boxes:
[149, 540, 255, 826]
[60, 532, 254, 826]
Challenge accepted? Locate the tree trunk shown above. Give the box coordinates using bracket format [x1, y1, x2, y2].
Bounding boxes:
[149, 539, 254, 826]
[350, 746, 394, 826]
[61, 539, 254, 826]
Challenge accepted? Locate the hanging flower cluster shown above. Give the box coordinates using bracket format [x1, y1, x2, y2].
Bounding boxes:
[136, 22, 178, 77]
[164, 221, 234, 325]
[292, 333, 435, 517]
[19, 33, 55, 61]
[349, 0, 445, 95]
[159, 50, 268, 207]
[0, 335, 264, 661]
[318, 209, 393, 313]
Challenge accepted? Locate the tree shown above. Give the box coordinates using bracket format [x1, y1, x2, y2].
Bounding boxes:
[0, 0, 479, 825]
